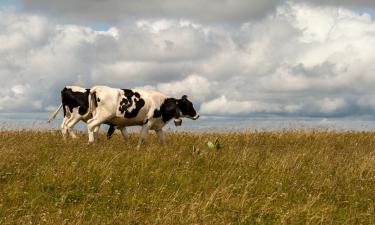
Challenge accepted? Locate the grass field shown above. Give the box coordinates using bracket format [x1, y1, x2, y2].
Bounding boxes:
[0, 130, 375, 224]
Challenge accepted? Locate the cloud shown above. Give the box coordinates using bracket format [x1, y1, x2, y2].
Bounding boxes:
[292, 0, 375, 9]
[0, 10, 119, 112]
[196, 3, 375, 117]
[317, 98, 348, 114]
[21, 0, 280, 24]
[135, 74, 215, 103]
[200, 95, 306, 116]
[200, 95, 283, 115]
[1, 2, 375, 120]
[155, 74, 214, 102]
[19, 0, 375, 26]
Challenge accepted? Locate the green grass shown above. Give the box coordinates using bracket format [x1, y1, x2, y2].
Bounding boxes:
[0, 130, 375, 224]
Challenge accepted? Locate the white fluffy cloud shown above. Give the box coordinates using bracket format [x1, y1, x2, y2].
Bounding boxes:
[0, 10, 119, 112]
[200, 95, 283, 115]
[155, 74, 214, 102]
[1, 2, 375, 119]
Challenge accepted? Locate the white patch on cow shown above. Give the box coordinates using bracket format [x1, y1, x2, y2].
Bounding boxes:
[127, 95, 138, 113]
[67, 86, 87, 93]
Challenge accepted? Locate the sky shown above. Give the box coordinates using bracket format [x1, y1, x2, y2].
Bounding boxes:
[1, 0, 375, 122]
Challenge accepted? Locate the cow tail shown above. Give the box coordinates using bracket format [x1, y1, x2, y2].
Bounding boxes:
[47, 103, 63, 123]
[88, 89, 98, 117]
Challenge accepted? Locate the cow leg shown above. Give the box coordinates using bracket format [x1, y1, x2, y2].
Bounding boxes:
[87, 117, 108, 143]
[63, 116, 78, 139]
[155, 129, 165, 145]
[87, 119, 99, 143]
[61, 106, 72, 140]
[87, 119, 97, 143]
[107, 125, 116, 140]
[93, 125, 100, 140]
[66, 116, 81, 139]
[137, 124, 150, 149]
[60, 117, 68, 140]
[87, 126, 95, 143]
[121, 127, 129, 140]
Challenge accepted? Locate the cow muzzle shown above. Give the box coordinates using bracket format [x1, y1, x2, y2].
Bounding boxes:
[192, 114, 200, 120]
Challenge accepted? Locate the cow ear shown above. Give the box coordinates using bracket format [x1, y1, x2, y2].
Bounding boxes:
[182, 95, 188, 99]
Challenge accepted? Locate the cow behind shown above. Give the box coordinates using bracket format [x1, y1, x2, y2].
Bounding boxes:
[87, 86, 199, 148]
[48, 86, 120, 140]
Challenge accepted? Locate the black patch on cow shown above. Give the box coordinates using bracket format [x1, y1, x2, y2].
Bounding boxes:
[121, 98, 129, 105]
[118, 89, 145, 118]
[119, 98, 130, 114]
[123, 89, 134, 97]
[61, 87, 90, 116]
[106, 124, 116, 140]
[154, 98, 180, 123]
[97, 97, 100, 102]
[153, 109, 162, 118]
[125, 97, 145, 118]
[177, 95, 197, 117]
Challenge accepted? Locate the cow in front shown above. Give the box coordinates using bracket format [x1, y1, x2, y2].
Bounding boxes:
[87, 86, 199, 148]
[48, 86, 121, 140]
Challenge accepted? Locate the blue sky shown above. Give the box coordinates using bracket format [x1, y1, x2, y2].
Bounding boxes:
[356, 8, 375, 18]
[91, 23, 111, 31]
[0, 0, 21, 8]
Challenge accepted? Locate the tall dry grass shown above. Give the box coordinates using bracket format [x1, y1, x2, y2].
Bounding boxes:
[0, 130, 374, 224]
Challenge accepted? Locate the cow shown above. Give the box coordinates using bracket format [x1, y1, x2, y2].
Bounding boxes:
[48, 86, 122, 140]
[86, 85, 199, 148]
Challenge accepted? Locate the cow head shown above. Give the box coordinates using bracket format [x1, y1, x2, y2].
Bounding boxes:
[177, 95, 199, 120]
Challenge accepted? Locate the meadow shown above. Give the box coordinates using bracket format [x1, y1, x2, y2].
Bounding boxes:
[0, 130, 374, 224]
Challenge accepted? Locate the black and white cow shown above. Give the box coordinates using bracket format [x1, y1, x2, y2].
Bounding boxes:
[48, 86, 121, 140]
[87, 86, 199, 148]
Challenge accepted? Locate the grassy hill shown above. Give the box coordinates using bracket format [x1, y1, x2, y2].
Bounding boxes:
[0, 130, 374, 224]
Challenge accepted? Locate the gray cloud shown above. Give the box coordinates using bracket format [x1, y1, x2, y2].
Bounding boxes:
[21, 0, 280, 23]
[19, 0, 375, 26]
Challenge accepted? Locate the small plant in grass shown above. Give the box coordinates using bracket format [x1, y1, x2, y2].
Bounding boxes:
[207, 137, 222, 150]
